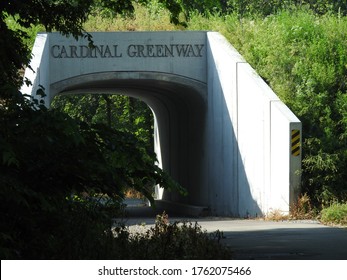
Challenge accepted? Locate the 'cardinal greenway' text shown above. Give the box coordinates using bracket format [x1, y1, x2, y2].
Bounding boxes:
[51, 44, 205, 58]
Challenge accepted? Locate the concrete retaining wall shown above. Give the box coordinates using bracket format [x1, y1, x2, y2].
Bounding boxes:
[206, 32, 301, 216]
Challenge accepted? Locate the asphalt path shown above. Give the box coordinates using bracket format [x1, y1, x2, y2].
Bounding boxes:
[122, 207, 347, 260]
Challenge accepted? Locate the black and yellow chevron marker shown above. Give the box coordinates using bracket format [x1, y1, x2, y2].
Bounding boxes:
[291, 129, 300, 156]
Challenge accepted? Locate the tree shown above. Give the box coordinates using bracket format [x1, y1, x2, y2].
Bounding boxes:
[0, 0, 185, 100]
[0, 0, 186, 259]
[52, 94, 154, 150]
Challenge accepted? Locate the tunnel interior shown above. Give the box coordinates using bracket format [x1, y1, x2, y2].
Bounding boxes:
[51, 72, 208, 206]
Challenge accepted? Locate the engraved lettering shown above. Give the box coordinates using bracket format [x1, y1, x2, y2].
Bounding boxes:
[175, 44, 189, 57]
[60, 46, 69, 58]
[70, 45, 78, 58]
[195, 44, 204, 57]
[127, 45, 137, 57]
[147, 45, 155, 57]
[104, 45, 113, 57]
[51, 45, 61, 58]
[164, 45, 174, 57]
[155, 45, 164, 57]
[51, 43, 205, 59]
[137, 45, 145, 57]
[187, 45, 196, 57]
[92, 45, 104, 58]
[113, 45, 122, 57]
[80, 45, 90, 58]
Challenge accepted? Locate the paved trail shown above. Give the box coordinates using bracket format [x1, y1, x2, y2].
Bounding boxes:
[122, 207, 347, 260]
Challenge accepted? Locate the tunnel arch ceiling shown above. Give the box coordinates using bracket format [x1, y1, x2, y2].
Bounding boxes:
[23, 31, 302, 217]
[51, 71, 208, 206]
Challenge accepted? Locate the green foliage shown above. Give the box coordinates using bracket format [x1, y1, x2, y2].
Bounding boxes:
[52, 94, 154, 153]
[0, 96, 119, 258]
[226, 0, 287, 16]
[225, 0, 347, 17]
[321, 202, 347, 226]
[1, 0, 96, 97]
[0, 94, 185, 258]
[52, 94, 157, 198]
[0, 185, 124, 259]
[180, 0, 224, 18]
[3, 0, 347, 258]
[0, 0, 186, 101]
[0, 0, 191, 259]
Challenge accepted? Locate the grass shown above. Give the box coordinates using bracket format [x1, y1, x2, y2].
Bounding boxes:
[84, 1, 182, 32]
[290, 193, 317, 220]
[265, 209, 289, 221]
[320, 203, 347, 226]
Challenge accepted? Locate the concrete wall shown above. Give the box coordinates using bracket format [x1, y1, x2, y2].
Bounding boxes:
[206, 32, 301, 216]
[21, 33, 50, 102]
[22, 31, 301, 217]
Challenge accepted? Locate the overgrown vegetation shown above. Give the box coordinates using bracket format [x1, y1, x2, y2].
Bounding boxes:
[1, 0, 347, 259]
[321, 202, 347, 226]
[0, 93, 185, 258]
[52, 94, 154, 160]
[0, 0, 186, 259]
[290, 193, 316, 220]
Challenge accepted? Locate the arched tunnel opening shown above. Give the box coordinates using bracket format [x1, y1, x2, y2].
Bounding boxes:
[50, 72, 208, 207]
[23, 31, 302, 216]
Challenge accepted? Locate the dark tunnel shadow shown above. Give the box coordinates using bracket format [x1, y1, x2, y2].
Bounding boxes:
[218, 225, 347, 260]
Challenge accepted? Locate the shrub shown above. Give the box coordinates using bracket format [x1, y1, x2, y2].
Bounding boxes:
[320, 203, 347, 226]
[290, 193, 316, 219]
[0, 95, 184, 259]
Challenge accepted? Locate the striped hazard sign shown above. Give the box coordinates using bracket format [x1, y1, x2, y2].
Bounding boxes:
[291, 129, 301, 156]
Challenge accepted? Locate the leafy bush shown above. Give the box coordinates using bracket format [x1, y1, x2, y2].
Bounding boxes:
[0, 97, 115, 259]
[1, 188, 232, 259]
[1, 1, 190, 259]
[321, 203, 347, 226]
[52, 94, 154, 159]
[0, 94, 184, 259]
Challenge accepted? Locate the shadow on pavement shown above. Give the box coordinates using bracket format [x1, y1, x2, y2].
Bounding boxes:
[122, 206, 347, 260]
[220, 226, 347, 260]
